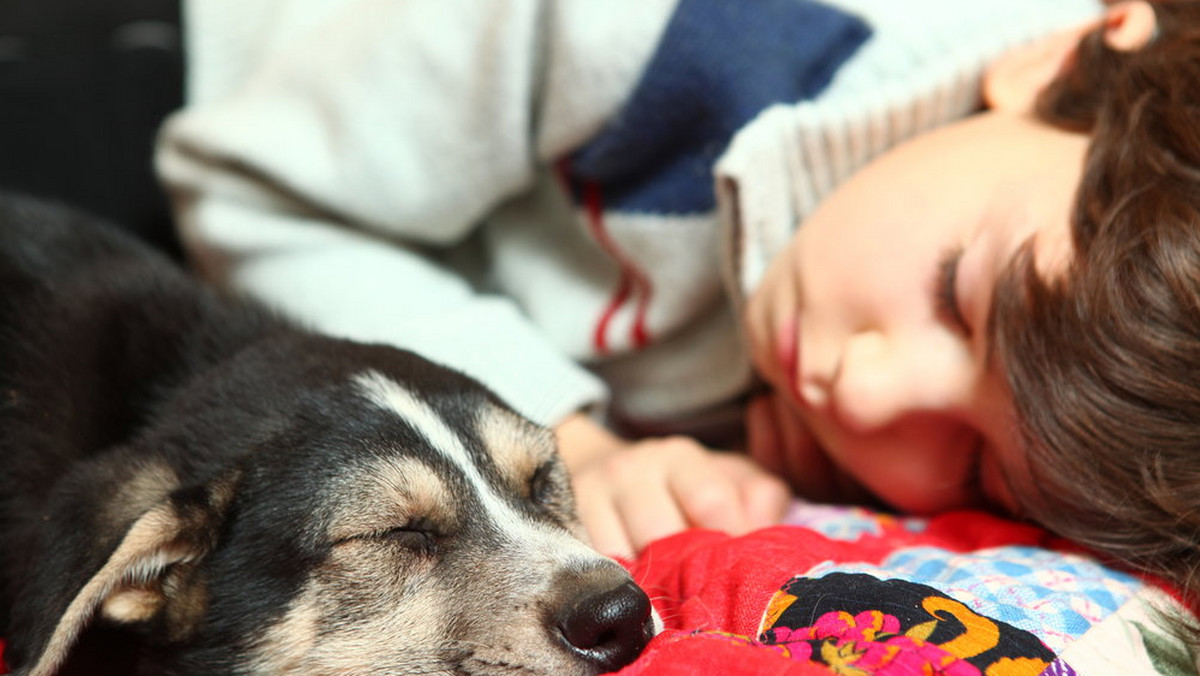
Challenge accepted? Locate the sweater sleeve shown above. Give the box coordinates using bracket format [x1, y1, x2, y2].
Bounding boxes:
[157, 0, 677, 426]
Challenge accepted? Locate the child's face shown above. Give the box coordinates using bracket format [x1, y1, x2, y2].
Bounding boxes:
[744, 107, 1089, 515]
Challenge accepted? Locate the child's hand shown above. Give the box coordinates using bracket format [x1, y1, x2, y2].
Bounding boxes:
[555, 414, 790, 559]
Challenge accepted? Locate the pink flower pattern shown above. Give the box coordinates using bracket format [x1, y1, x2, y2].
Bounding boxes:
[763, 610, 983, 676]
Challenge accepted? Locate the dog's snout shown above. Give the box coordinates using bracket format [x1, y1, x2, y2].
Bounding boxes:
[555, 579, 653, 671]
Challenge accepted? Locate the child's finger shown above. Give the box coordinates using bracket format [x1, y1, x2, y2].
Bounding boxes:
[711, 452, 791, 531]
[668, 456, 755, 535]
[739, 467, 792, 528]
[574, 486, 636, 559]
[616, 480, 691, 554]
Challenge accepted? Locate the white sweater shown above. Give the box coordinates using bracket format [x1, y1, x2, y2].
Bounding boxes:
[157, 0, 1100, 435]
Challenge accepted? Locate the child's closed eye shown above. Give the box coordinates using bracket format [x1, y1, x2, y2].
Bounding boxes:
[934, 246, 972, 337]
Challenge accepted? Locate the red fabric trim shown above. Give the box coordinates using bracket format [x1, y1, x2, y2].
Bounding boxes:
[554, 159, 654, 354]
[582, 179, 627, 354]
[582, 184, 653, 353]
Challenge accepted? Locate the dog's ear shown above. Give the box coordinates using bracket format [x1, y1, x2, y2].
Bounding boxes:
[19, 469, 240, 676]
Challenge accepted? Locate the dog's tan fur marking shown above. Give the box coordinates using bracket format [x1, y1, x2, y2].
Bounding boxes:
[250, 588, 321, 675]
[100, 582, 165, 623]
[250, 553, 450, 675]
[326, 455, 455, 542]
[476, 406, 556, 490]
[102, 461, 179, 532]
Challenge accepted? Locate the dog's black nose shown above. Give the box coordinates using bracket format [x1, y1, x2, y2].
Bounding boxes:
[555, 579, 653, 671]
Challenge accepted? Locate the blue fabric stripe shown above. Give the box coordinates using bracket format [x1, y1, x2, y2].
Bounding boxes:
[566, 0, 871, 214]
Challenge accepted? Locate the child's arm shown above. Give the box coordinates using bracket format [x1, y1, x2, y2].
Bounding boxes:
[158, 0, 675, 428]
[557, 413, 790, 559]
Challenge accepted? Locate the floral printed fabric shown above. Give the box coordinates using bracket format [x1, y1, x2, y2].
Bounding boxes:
[616, 502, 1198, 675]
[759, 573, 1056, 675]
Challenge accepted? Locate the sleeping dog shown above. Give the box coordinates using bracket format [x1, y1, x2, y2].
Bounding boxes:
[0, 194, 656, 675]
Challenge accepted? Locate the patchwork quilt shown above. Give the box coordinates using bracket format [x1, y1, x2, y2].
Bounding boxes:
[616, 502, 1199, 675]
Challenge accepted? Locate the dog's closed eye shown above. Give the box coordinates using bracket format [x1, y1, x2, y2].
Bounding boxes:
[528, 460, 576, 515]
[371, 524, 439, 556]
[529, 462, 557, 505]
[336, 519, 441, 556]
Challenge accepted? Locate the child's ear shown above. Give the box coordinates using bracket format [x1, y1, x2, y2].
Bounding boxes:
[1101, 1, 1157, 53]
[983, 1, 1157, 113]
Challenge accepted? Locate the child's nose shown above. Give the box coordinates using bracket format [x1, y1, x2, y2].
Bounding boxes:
[827, 330, 971, 433]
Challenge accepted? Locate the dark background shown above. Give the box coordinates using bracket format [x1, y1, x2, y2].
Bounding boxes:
[0, 0, 184, 257]
[0, 5, 186, 670]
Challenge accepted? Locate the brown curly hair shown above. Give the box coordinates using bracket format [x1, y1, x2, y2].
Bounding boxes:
[993, 0, 1200, 619]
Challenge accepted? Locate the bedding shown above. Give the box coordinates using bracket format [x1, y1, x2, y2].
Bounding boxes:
[1, 501, 1192, 674]
[615, 501, 1199, 675]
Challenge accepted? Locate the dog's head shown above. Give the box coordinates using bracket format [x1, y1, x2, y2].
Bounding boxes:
[11, 342, 656, 675]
